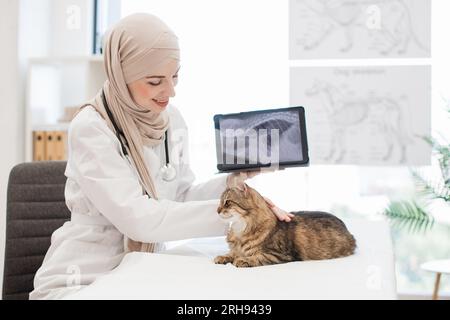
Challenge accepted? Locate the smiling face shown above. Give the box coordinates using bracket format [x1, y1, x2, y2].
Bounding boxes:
[127, 59, 180, 113]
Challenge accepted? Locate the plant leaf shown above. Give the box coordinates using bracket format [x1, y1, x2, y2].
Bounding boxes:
[383, 201, 434, 234]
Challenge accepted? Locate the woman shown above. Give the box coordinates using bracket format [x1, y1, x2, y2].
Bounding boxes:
[30, 13, 293, 300]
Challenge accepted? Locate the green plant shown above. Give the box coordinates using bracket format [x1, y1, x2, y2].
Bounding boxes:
[383, 104, 450, 233]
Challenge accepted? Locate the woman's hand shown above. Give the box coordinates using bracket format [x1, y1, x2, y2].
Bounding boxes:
[226, 170, 293, 222]
[226, 167, 283, 189]
[226, 171, 259, 189]
[263, 196, 295, 222]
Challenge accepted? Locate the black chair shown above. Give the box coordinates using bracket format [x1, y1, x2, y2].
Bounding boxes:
[2, 161, 70, 300]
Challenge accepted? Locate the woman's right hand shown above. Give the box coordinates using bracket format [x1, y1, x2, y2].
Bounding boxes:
[226, 171, 259, 189]
[226, 167, 283, 189]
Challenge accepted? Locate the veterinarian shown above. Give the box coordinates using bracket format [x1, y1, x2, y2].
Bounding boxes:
[30, 13, 292, 300]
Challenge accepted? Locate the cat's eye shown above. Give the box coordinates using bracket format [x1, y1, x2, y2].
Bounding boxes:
[224, 201, 230, 207]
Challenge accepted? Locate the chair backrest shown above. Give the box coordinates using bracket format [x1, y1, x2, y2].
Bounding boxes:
[2, 161, 70, 300]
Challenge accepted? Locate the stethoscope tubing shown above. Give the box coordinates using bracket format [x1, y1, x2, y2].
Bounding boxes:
[101, 90, 175, 185]
[101, 90, 170, 164]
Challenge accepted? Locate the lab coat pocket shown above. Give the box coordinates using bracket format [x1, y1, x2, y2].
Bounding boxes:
[58, 225, 124, 259]
[55, 235, 124, 280]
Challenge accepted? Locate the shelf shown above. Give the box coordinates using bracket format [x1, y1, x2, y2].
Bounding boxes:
[28, 55, 103, 64]
[32, 122, 70, 132]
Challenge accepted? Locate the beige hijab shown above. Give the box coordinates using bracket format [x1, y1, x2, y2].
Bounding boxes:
[75, 13, 180, 253]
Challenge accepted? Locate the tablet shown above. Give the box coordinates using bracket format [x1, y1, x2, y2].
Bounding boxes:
[214, 106, 309, 172]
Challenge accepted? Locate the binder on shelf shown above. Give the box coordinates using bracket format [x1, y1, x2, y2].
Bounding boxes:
[54, 131, 67, 160]
[32, 131, 46, 161]
[44, 131, 56, 161]
[32, 129, 68, 161]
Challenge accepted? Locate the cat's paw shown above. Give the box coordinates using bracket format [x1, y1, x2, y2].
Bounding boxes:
[232, 257, 252, 268]
[214, 255, 233, 265]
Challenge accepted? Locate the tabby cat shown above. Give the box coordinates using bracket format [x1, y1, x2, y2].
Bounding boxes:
[215, 183, 356, 267]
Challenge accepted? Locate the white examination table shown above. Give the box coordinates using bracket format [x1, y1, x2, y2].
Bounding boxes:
[69, 219, 397, 299]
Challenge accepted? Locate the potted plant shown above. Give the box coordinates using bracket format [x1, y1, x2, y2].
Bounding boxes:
[384, 105, 449, 232]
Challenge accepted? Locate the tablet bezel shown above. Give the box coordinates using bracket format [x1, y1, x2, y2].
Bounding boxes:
[213, 106, 309, 172]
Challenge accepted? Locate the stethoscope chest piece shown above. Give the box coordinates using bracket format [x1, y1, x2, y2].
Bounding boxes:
[161, 163, 177, 181]
[160, 130, 176, 181]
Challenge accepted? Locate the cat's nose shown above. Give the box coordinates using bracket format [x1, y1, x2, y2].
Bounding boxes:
[217, 206, 222, 214]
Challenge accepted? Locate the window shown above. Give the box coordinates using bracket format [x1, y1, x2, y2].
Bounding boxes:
[92, 0, 121, 54]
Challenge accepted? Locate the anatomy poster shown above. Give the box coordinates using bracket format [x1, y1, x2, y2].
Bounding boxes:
[289, 0, 431, 59]
[290, 65, 431, 165]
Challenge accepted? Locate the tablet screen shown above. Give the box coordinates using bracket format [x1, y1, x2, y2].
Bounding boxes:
[214, 107, 309, 172]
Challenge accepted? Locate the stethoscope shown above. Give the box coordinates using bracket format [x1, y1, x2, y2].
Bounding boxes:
[101, 90, 177, 182]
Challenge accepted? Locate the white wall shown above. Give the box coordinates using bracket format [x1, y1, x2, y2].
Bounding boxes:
[0, 0, 20, 299]
[51, 0, 93, 56]
[121, 0, 290, 184]
[0, 0, 94, 299]
[0, 0, 52, 299]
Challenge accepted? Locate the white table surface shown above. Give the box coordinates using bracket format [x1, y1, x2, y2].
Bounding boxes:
[69, 219, 397, 300]
[421, 259, 450, 274]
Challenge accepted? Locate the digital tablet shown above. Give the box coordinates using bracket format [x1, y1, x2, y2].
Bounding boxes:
[213, 106, 309, 172]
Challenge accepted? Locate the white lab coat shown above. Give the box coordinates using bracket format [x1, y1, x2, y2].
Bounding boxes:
[29, 105, 229, 300]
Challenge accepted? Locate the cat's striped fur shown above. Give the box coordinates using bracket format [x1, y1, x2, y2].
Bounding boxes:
[215, 184, 356, 267]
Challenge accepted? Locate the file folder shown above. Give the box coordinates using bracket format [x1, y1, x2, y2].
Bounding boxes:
[33, 131, 46, 161]
[44, 131, 56, 160]
[54, 131, 67, 160]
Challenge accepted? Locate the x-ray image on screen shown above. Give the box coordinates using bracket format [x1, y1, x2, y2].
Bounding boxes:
[215, 108, 306, 169]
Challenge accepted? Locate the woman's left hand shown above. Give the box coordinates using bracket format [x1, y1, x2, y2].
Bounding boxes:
[226, 170, 294, 222]
[263, 196, 295, 222]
